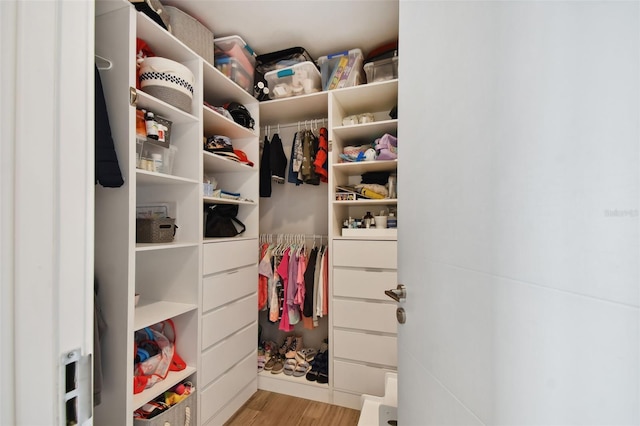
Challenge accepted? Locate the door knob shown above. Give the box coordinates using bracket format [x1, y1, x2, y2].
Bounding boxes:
[385, 284, 406, 302]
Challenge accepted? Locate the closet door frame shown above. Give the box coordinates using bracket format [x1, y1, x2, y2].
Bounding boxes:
[1, 0, 95, 424]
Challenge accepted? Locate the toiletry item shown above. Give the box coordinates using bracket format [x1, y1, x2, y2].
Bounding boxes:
[145, 111, 158, 139]
[387, 212, 397, 228]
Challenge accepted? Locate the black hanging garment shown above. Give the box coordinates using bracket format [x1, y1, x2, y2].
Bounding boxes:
[95, 65, 124, 188]
[270, 133, 288, 184]
[288, 132, 303, 186]
[259, 135, 272, 197]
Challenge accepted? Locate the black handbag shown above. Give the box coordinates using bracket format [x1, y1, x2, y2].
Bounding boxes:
[204, 204, 246, 237]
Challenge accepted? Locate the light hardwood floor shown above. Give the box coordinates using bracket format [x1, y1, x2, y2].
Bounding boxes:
[223, 390, 362, 426]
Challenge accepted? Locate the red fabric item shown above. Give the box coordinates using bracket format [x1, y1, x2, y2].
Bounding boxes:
[136, 38, 155, 89]
[313, 127, 328, 182]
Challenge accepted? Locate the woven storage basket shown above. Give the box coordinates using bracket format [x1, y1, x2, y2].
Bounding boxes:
[134, 390, 196, 425]
[136, 217, 176, 243]
[165, 6, 214, 64]
[140, 57, 194, 113]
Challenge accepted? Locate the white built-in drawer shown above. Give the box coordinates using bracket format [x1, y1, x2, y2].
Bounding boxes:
[333, 268, 397, 301]
[333, 329, 397, 367]
[203, 264, 257, 312]
[203, 239, 257, 275]
[333, 240, 397, 269]
[333, 360, 396, 396]
[202, 294, 257, 349]
[200, 352, 255, 424]
[201, 322, 256, 387]
[333, 299, 397, 334]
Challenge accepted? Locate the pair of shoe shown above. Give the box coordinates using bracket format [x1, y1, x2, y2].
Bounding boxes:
[279, 335, 304, 359]
[295, 348, 317, 363]
[305, 349, 328, 384]
[283, 358, 311, 377]
[264, 353, 285, 374]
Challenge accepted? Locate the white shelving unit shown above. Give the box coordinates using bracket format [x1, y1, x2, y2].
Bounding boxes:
[255, 79, 399, 408]
[95, 1, 259, 425]
[328, 80, 399, 409]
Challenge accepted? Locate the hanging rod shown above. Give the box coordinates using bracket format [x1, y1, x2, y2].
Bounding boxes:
[261, 117, 327, 133]
[95, 54, 112, 70]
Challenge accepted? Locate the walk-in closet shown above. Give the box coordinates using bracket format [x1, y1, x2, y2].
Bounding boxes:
[93, 0, 399, 424]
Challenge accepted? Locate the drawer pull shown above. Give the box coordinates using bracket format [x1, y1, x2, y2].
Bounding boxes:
[364, 268, 384, 273]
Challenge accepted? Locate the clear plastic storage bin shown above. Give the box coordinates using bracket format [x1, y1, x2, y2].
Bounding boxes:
[214, 35, 256, 93]
[317, 48, 364, 90]
[136, 138, 177, 175]
[364, 55, 398, 83]
[264, 61, 322, 99]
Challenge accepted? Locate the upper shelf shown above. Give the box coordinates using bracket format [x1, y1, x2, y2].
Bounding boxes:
[259, 92, 329, 125]
[332, 119, 397, 143]
[333, 159, 398, 175]
[202, 61, 257, 107]
[331, 80, 398, 116]
[203, 105, 256, 139]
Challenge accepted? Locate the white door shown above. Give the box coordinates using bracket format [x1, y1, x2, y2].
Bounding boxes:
[398, 1, 639, 424]
[1, 1, 95, 424]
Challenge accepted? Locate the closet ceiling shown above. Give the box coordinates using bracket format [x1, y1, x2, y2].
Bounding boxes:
[162, 0, 400, 59]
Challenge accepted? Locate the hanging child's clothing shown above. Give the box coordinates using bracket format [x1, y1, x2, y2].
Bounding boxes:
[259, 135, 272, 197]
[270, 133, 288, 184]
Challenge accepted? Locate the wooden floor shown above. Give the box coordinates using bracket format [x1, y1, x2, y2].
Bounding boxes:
[224, 390, 361, 426]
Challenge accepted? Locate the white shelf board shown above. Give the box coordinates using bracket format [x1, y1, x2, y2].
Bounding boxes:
[135, 241, 199, 252]
[202, 196, 257, 205]
[202, 235, 258, 244]
[332, 198, 398, 206]
[257, 370, 331, 403]
[136, 11, 199, 63]
[332, 119, 397, 142]
[330, 80, 398, 115]
[202, 61, 257, 107]
[333, 159, 398, 175]
[136, 91, 199, 125]
[203, 105, 257, 139]
[203, 150, 256, 173]
[132, 366, 197, 410]
[136, 170, 199, 185]
[134, 299, 198, 331]
[260, 91, 329, 125]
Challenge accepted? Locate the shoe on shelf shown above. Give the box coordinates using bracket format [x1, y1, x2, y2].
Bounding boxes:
[271, 355, 285, 374]
[286, 335, 303, 359]
[279, 336, 294, 355]
[295, 347, 317, 363]
[283, 358, 297, 376]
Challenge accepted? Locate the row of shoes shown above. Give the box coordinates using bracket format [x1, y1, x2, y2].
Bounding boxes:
[305, 343, 328, 383]
[259, 336, 328, 382]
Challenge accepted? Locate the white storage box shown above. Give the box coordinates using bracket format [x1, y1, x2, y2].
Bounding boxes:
[139, 57, 195, 113]
[364, 55, 398, 83]
[318, 48, 364, 90]
[264, 61, 321, 99]
[136, 137, 177, 174]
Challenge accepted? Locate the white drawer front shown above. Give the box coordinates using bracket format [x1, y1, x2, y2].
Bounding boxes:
[333, 360, 395, 396]
[202, 294, 257, 349]
[333, 299, 397, 334]
[333, 329, 397, 367]
[203, 264, 257, 312]
[200, 353, 255, 424]
[203, 239, 257, 275]
[201, 322, 256, 387]
[333, 240, 397, 269]
[333, 268, 397, 301]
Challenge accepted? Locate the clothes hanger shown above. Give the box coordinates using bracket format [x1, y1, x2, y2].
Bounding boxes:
[95, 54, 112, 70]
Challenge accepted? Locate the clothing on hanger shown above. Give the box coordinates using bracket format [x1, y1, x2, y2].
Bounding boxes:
[95, 65, 124, 188]
[288, 132, 303, 185]
[270, 133, 288, 184]
[313, 127, 329, 182]
[259, 134, 272, 197]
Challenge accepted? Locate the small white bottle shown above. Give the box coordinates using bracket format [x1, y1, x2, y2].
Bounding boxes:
[151, 153, 163, 173]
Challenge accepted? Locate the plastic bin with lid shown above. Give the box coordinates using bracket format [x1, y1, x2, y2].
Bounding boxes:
[264, 61, 322, 99]
[214, 56, 254, 94]
[364, 55, 398, 83]
[317, 48, 364, 91]
[214, 35, 256, 80]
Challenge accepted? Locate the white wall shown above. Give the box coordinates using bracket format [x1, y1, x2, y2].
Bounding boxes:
[399, 1, 639, 424]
